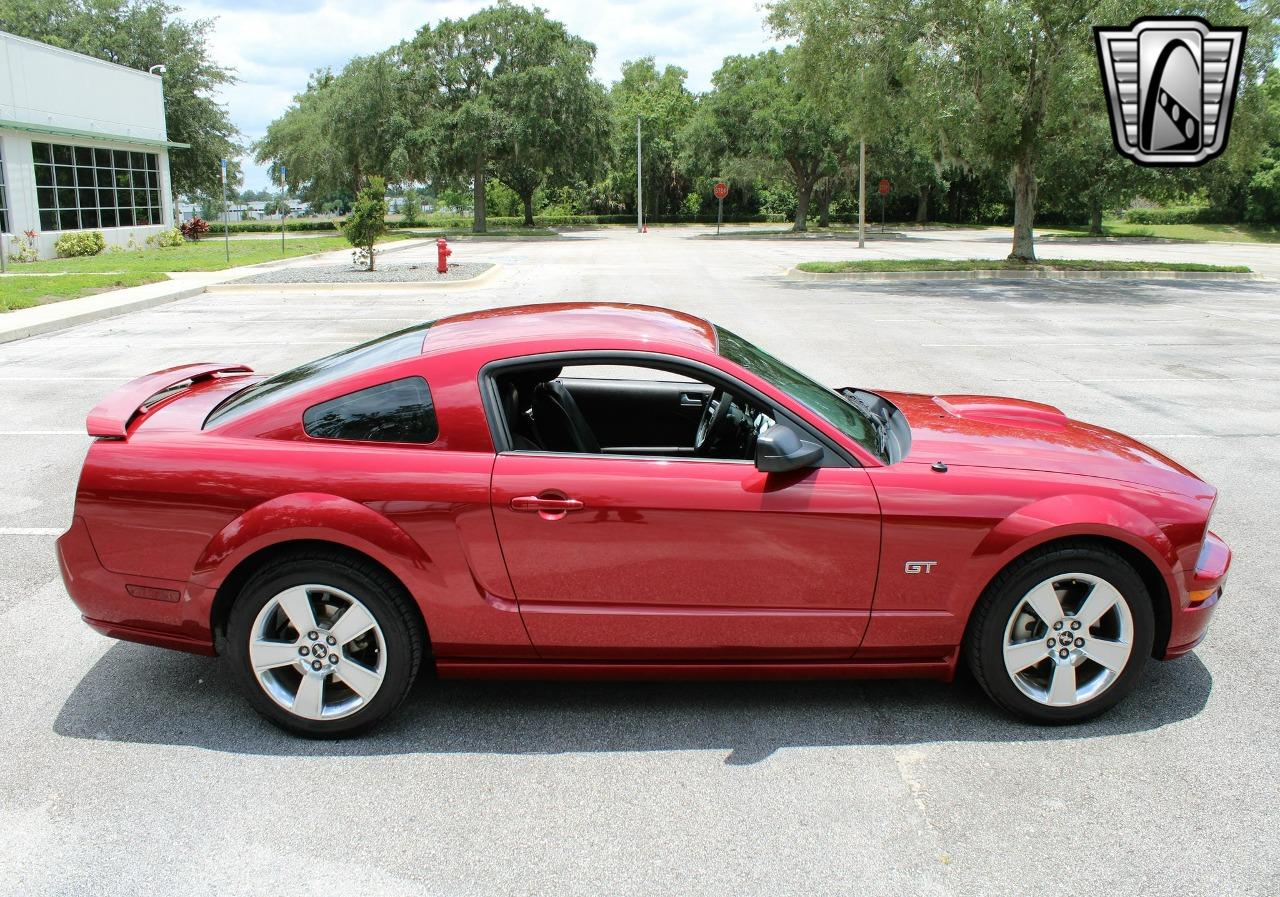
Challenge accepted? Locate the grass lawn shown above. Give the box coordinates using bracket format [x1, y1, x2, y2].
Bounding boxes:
[1, 234, 410, 312]
[795, 258, 1252, 274]
[1045, 220, 1280, 243]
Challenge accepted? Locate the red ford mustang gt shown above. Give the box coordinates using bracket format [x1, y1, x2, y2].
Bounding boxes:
[57, 303, 1229, 736]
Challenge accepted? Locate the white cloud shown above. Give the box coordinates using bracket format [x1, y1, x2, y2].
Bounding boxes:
[173, 0, 781, 189]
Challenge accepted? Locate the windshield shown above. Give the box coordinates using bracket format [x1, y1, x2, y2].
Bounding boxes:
[205, 322, 433, 428]
[715, 326, 883, 458]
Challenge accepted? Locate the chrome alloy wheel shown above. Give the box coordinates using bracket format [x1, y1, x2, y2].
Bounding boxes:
[248, 584, 387, 721]
[1001, 572, 1134, 708]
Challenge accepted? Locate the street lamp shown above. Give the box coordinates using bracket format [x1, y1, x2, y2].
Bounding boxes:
[149, 64, 167, 75]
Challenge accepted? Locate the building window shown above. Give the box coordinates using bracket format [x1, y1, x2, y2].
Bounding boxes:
[32, 142, 162, 232]
[0, 144, 8, 233]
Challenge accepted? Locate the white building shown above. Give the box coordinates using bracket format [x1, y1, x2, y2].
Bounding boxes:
[0, 31, 186, 259]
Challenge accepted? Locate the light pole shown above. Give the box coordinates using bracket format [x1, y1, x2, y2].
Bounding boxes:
[636, 115, 643, 234]
[279, 164, 287, 255]
[220, 158, 230, 263]
[858, 138, 866, 249]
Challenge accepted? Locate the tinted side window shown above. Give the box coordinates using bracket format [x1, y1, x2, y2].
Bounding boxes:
[303, 377, 438, 444]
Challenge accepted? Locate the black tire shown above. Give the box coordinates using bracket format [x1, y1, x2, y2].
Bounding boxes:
[226, 548, 425, 738]
[965, 542, 1154, 724]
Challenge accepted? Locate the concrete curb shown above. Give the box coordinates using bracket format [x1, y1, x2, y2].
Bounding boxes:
[203, 262, 503, 294]
[784, 267, 1264, 284]
[0, 237, 435, 345]
[0, 282, 209, 344]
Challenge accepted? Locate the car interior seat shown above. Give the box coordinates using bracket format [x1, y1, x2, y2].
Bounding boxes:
[531, 378, 601, 453]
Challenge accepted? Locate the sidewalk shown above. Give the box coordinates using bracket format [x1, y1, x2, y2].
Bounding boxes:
[0, 237, 434, 344]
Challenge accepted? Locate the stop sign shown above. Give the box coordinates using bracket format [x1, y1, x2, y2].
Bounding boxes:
[713, 181, 729, 200]
[878, 178, 891, 196]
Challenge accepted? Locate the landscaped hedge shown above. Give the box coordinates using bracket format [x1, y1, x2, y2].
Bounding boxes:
[207, 220, 343, 234]
[1123, 206, 1238, 225]
[205, 211, 787, 235]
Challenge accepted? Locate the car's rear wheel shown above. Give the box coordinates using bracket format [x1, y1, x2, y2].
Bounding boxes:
[966, 544, 1154, 723]
[226, 551, 423, 737]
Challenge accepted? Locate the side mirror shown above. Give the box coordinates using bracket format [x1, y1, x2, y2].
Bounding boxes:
[754, 423, 824, 473]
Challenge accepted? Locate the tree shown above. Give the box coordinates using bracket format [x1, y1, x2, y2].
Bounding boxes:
[606, 59, 698, 219]
[773, 0, 1279, 258]
[256, 52, 407, 203]
[400, 2, 606, 232]
[697, 49, 840, 231]
[401, 186, 422, 226]
[0, 0, 239, 197]
[342, 177, 388, 271]
[486, 8, 610, 226]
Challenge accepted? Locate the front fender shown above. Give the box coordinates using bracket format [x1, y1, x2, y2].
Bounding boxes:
[962, 492, 1182, 608]
[189, 492, 439, 594]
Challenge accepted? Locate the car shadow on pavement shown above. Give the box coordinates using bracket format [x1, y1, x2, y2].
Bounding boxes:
[53, 642, 1212, 764]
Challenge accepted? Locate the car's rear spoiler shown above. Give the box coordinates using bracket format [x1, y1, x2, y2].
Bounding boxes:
[86, 362, 253, 438]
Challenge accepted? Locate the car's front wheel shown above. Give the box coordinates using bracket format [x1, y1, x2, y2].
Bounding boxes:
[226, 550, 424, 737]
[966, 544, 1155, 723]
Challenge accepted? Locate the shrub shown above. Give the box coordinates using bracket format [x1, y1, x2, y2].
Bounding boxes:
[342, 177, 389, 270]
[1123, 205, 1236, 225]
[8, 230, 39, 263]
[54, 230, 106, 257]
[180, 217, 211, 241]
[147, 227, 185, 249]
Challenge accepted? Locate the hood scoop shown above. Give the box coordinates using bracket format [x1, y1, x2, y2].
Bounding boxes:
[933, 395, 1068, 432]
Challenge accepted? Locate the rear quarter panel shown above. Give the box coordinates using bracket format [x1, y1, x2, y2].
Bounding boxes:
[73, 350, 532, 657]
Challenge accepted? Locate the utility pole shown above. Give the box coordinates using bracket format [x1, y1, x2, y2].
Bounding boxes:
[858, 138, 866, 249]
[220, 158, 230, 263]
[279, 164, 287, 255]
[636, 115, 643, 234]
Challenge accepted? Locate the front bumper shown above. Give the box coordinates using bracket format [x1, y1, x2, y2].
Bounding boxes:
[1165, 530, 1230, 659]
[57, 516, 215, 655]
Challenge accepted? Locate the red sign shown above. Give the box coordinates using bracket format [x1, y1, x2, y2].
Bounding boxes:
[713, 181, 729, 200]
[878, 179, 891, 196]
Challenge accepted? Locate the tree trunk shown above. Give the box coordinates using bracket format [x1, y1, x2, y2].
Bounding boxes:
[1008, 154, 1037, 261]
[793, 180, 813, 232]
[915, 185, 929, 224]
[521, 192, 535, 228]
[473, 156, 487, 234]
[817, 188, 832, 228]
[947, 180, 960, 222]
[1089, 201, 1103, 236]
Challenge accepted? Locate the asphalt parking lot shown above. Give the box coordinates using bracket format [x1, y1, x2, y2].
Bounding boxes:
[1, 227, 1278, 896]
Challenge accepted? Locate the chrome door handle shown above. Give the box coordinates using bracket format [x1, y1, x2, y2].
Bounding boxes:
[510, 495, 585, 512]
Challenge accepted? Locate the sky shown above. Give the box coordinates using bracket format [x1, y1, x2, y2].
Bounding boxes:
[173, 0, 782, 190]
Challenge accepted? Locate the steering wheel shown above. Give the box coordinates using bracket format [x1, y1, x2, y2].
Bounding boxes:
[694, 388, 733, 453]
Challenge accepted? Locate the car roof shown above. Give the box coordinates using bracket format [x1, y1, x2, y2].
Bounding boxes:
[421, 303, 719, 356]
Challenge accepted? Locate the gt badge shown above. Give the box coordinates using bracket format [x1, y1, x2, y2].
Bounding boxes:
[1094, 17, 1247, 166]
[904, 561, 938, 575]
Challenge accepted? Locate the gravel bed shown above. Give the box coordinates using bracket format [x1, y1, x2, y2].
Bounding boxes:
[234, 261, 493, 285]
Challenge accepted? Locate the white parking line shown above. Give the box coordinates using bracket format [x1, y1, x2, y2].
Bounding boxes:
[0, 527, 62, 535]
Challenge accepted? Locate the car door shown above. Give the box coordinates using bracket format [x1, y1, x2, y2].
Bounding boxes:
[489, 451, 881, 661]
